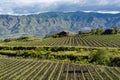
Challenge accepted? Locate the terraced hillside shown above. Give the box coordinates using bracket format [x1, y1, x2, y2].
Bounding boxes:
[2, 35, 120, 48]
[0, 56, 120, 80]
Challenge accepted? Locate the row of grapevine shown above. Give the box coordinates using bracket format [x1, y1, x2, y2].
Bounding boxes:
[39, 35, 120, 47]
[0, 57, 120, 80]
[2, 35, 120, 48]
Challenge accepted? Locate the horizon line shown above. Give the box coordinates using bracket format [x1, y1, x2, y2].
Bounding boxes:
[0, 10, 120, 16]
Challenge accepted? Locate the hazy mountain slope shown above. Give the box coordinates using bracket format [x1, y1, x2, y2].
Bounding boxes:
[0, 11, 120, 38]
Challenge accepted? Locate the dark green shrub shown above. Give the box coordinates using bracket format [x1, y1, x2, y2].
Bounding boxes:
[17, 36, 29, 40]
[35, 47, 46, 51]
[109, 57, 120, 67]
[48, 55, 55, 59]
[4, 39, 12, 42]
[90, 49, 111, 65]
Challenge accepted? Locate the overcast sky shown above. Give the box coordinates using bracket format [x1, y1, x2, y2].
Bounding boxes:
[0, 0, 120, 15]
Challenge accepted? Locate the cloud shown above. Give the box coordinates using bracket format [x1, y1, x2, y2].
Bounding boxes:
[83, 10, 120, 14]
[81, 27, 91, 31]
[0, 0, 120, 15]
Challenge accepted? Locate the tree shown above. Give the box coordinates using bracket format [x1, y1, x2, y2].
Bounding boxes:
[112, 26, 119, 34]
[90, 49, 111, 65]
[44, 34, 50, 38]
[95, 28, 104, 35]
[78, 30, 84, 34]
[90, 28, 96, 35]
[4, 39, 12, 42]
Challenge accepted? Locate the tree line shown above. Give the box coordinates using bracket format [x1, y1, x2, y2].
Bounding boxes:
[79, 26, 120, 35]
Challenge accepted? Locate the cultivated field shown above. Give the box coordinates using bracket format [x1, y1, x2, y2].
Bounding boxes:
[40, 35, 120, 47]
[1, 35, 120, 80]
[2, 35, 120, 48]
[0, 56, 120, 80]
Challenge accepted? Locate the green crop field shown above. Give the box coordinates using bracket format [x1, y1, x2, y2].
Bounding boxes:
[0, 56, 120, 80]
[40, 35, 120, 47]
[1, 35, 120, 80]
[1, 35, 120, 48]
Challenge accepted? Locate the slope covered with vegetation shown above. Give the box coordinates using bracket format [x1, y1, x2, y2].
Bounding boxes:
[1, 12, 120, 38]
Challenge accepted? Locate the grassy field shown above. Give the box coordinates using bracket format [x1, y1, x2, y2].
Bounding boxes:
[0, 56, 120, 80]
[1, 35, 120, 48]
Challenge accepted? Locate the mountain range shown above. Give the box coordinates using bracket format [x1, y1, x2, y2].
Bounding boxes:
[0, 11, 120, 39]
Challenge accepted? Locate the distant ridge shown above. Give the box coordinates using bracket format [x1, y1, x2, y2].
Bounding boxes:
[0, 11, 120, 39]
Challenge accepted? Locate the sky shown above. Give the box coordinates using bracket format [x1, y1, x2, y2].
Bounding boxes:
[0, 0, 120, 15]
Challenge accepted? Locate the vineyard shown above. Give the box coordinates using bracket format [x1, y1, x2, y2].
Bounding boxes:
[40, 35, 120, 47]
[0, 56, 120, 80]
[2, 35, 120, 48]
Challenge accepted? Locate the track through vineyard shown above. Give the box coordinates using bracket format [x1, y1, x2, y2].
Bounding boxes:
[0, 57, 120, 80]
